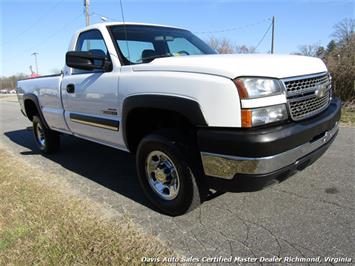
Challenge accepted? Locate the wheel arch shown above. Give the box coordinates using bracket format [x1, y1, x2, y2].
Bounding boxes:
[23, 93, 49, 129]
[122, 95, 207, 153]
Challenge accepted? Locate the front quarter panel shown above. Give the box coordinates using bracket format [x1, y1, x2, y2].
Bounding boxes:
[119, 70, 241, 127]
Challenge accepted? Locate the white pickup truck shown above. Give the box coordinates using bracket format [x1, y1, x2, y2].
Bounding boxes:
[17, 22, 341, 216]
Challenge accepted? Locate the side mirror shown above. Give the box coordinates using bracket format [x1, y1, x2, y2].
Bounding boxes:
[66, 50, 112, 71]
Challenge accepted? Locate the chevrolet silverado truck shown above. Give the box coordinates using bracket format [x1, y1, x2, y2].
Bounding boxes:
[17, 22, 341, 216]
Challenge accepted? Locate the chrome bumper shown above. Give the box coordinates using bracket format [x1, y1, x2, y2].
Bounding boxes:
[201, 123, 339, 179]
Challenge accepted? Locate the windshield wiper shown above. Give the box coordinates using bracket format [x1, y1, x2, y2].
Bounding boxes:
[137, 53, 173, 63]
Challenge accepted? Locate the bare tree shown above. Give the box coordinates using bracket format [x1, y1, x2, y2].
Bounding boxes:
[208, 37, 235, 54]
[325, 18, 355, 101]
[235, 45, 256, 54]
[296, 44, 322, 57]
[0, 74, 27, 90]
[325, 46, 355, 101]
[207, 37, 256, 54]
[208, 37, 220, 51]
[332, 18, 354, 45]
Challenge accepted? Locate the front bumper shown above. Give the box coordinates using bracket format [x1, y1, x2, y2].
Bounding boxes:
[198, 98, 341, 190]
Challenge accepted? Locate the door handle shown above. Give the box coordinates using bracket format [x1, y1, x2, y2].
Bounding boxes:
[66, 84, 75, 93]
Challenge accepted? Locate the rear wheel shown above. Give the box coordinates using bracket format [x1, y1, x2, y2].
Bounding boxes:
[32, 116, 60, 154]
[136, 131, 206, 216]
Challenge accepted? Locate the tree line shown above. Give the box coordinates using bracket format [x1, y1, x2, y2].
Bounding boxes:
[0, 74, 27, 90]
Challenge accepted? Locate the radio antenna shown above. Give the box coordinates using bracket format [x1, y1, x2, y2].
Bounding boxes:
[119, 0, 131, 63]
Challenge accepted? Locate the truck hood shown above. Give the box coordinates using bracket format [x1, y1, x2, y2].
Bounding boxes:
[132, 54, 327, 79]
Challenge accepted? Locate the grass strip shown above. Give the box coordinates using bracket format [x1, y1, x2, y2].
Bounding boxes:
[0, 148, 173, 265]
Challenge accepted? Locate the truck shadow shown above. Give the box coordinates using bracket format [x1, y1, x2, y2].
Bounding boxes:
[4, 129, 158, 210]
[4, 129, 293, 212]
[6, 128, 293, 209]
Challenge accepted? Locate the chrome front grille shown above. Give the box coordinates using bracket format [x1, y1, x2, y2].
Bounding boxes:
[283, 73, 331, 121]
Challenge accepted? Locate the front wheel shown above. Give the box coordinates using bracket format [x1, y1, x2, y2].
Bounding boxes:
[33, 116, 60, 154]
[136, 132, 204, 216]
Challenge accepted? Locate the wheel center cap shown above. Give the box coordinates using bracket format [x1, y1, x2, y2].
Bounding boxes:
[155, 169, 167, 182]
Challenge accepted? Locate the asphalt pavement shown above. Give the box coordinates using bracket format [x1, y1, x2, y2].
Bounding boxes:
[0, 95, 354, 265]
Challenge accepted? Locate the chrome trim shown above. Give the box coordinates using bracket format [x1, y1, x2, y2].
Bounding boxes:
[286, 81, 331, 97]
[201, 123, 338, 179]
[145, 151, 180, 200]
[287, 98, 330, 121]
[287, 88, 330, 102]
[281, 72, 331, 121]
[70, 118, 118, 131]
[35, 122, 46, 147]
[282, 72, 328, 82]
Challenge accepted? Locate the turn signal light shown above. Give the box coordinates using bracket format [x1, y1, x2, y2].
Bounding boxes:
[234, 79, 249, 99]
[241, 109, 252, 128]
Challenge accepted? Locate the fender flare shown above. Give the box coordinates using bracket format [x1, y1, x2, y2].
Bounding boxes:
[122, 94, 207, 148]
[23, 93, 50, 129]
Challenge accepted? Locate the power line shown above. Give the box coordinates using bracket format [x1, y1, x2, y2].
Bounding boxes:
[1, 0, 66, 46]
[28, 15, 83, 52]
[255, 20, 273, 50]
[2, 14, 83, 65]
[194, 18, 271, 35]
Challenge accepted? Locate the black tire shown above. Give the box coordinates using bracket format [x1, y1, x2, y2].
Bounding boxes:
[32, 116, 60, 154]
[136, 131, 206, 216]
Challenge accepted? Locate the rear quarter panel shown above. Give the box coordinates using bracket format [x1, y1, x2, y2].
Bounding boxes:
[17, 76, 69, 132]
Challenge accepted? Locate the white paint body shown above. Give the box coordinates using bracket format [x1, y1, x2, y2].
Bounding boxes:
[17, 22, 328, 152]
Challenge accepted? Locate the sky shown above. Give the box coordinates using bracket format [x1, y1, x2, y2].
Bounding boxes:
[0, 0, 354, 77]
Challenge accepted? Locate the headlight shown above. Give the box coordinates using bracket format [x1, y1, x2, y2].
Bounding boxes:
[234, 78, 283, 99]
[241, 104, 288, 127]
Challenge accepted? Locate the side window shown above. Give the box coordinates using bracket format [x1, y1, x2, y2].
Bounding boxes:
[76, 30, 108, 53]
[73, 30, 109, 73]
[117, 40, 154, 63]
[167, 37, 203, 56]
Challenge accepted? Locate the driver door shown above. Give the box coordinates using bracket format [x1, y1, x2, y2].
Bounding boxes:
[61, 29, 121, 147]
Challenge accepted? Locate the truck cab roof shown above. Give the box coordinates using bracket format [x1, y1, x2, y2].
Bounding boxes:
[76, 22, 187, 33]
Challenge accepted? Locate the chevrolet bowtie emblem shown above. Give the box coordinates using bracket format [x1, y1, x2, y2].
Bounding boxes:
[314, 83, 327, 98]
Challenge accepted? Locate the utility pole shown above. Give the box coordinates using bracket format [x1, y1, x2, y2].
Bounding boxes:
[271, 16, 275, 54]
[31, 52, 39, 74]
[84, 0, 90, 26]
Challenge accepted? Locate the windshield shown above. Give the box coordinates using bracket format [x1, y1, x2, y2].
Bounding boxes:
[108, 25, 216, 65]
